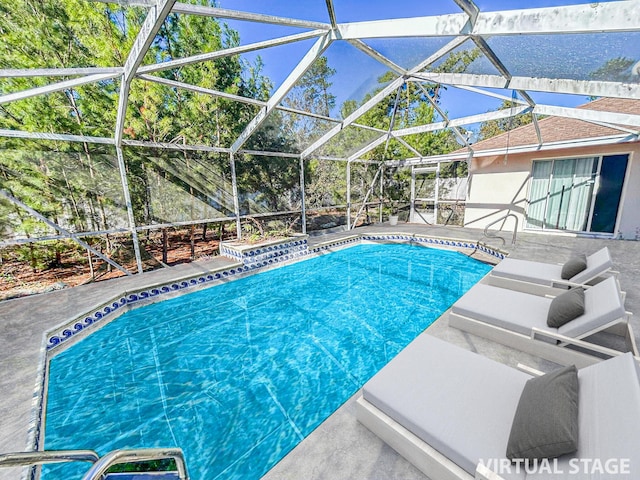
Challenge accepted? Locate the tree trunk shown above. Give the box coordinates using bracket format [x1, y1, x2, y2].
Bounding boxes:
[190, 225, 195, 260]
[162, 228, 168, 264]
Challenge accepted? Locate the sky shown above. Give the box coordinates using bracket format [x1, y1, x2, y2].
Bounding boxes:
[214, 0, 622, 125]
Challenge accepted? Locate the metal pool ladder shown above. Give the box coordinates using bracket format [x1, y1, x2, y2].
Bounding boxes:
[0, 448, 189, 480]
[481, 213, 519, 246]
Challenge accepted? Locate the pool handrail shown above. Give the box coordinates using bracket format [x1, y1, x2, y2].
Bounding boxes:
[0, 449, 100, 467]
[81, 448, 189, 480]
[0, 447, 189, 480]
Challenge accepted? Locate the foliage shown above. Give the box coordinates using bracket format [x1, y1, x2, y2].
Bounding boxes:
[0, 1, 289, 256]
[589, 57, 638, 84]
[478, 99, 533, 140]
[106, 458, 176, 474]
[0, 0, 483, 267]
[384, 167, 411, 214]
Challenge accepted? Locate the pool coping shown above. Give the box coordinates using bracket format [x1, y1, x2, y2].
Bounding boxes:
[29, 232, 506, 476]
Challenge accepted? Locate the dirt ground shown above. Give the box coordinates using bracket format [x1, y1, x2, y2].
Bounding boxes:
[0, 213, 349, 302]
[0, 233, 222, 301]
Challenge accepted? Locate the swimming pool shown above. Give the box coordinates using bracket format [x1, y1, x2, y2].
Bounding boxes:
[43, 243, 491, 479]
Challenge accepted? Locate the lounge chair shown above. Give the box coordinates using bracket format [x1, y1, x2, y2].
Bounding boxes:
[484, 247, 614, 296]
[449, 275, 637, 367]
[356, 333, 640, 480]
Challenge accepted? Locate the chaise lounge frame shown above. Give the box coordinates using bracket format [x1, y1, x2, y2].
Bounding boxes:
[356, 397, 499, 480]
[449, 276, 638, 368]
[356, 334, 640, 480]
[449, 312, 638, 368]
[484, 247, 616, 297]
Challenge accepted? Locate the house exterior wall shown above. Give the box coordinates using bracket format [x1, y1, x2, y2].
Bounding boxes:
[463, 141, 640, 240]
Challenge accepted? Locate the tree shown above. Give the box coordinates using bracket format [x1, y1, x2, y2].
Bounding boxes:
[478, 99, 533, 140]
[589, 57, 638, 84]
[0, 0, 292, 263]
[278, 56, 345, 211]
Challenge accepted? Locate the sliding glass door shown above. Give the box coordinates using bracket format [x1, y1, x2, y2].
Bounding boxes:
[526, 155, 628, 234]
[590, 154, 629, 233]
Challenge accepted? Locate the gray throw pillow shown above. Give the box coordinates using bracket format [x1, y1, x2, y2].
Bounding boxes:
[547, 287, 585, 328]
[561, 254, 587, 280]
[506, 365, 579, 460]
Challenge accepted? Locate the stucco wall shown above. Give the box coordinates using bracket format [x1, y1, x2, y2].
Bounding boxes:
[463, 142, 640, 239]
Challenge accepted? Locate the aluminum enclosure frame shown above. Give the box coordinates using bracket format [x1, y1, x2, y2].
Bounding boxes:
[1, 0, 639, 273]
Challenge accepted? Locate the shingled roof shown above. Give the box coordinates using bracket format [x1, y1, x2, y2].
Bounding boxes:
[464, 97, 640, 153]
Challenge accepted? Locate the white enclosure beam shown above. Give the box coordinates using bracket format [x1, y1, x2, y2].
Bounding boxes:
[123, 139, 230, 153]
[231, 33, 332, 153]
[532, 114, 543, 145]
[338, 2, 640, 39]
[392, 106, 530, 137]
[395, 136, 424, 158]
[0, 73, 120, 105]
[412, 72, 640, 100]
[517, 90, 536, 107]
[533, 104, 640, 128]
[299, 157, 307, 233]
[346, 161, 351, 229]
[0, 68, 123, 78]
[137, 30, 326, 75]
[325, 0, 338, 29]
[230, 153, 242, 238]
[301, 37, 482, 158]
[1, 228, 129, 247]
[0, 128, 115, 144]
[139, 74, 343, 124]
[114, 0, 177, 146]
[415, 82, 470, 148]
[472, 36, 511, 80]
[519, 90, 543, 145]
[412, 36, 469, 73]
[455, 84, 529, 105]
[238, 149, 300, 159]
[329, 37, 467, 155]
[452, 0, 479, 25]
[90, 0, 156, 6]
[347, 39, 406, 75]
[347, 134, 388, 162]
[393, 133, 634, 166]
[351, 165, 383, 229]
[392, 120, 447, 138]
[441, 106, 530, 128]
[338, 14, 469, 39]
[0, 189, 132, 276]
[301, 76, 405, 158]
[115, 146, 144, 274]
[172, 2, 330, 30]
[471, 1, 640, 35]
[139, 74, 265, 106]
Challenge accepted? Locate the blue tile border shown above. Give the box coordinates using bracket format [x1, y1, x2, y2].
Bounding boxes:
[46, 264, 250, 352]
[323, 233, 506, 261]
[220, 237, 309, 269]
[46, 233, 504, 353]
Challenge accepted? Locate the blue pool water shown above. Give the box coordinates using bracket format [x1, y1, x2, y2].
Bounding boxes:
[44, 243, 491, 479]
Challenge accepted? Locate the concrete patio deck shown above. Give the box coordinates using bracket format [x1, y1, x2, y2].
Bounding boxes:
[1, 223, 638, 480]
